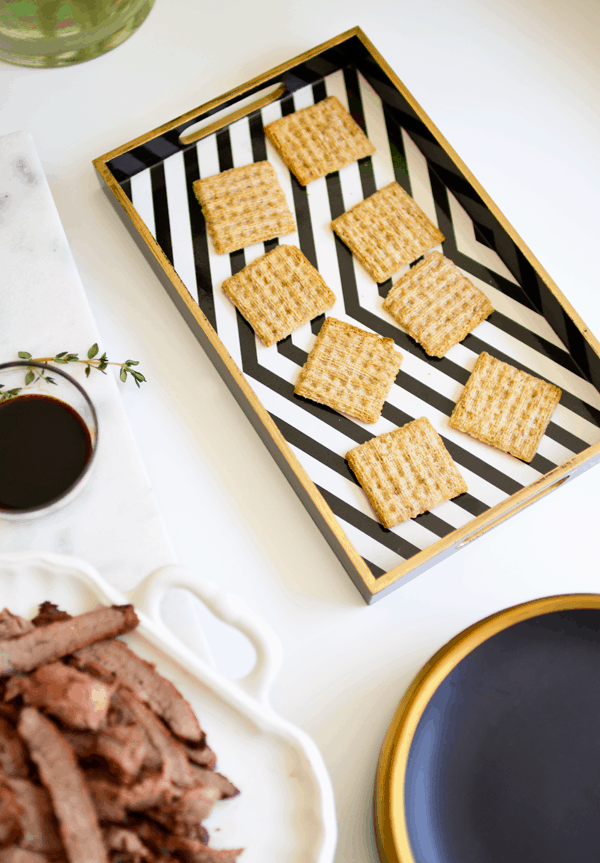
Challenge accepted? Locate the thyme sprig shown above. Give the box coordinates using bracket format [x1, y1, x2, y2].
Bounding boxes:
[17, 344, 146, 387]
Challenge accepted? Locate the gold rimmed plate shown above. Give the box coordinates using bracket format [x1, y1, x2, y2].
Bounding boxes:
[375, 594, 600, 863]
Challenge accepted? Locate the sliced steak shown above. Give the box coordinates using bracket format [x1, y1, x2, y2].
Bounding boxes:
[17, 708, 108, 863]
[3, 778, 63, 856]
[85, 775, 127, 823]
[103, 827, 151, 861]
[12, 664, 115, 731]
[187, 849, 243, 863]
[95, 723, 149, 784]
[132, 819, 212, 861]
[0, 606, 138, 676]
[0, 849, 51, 863]
[147, 785, 221, 834]
[73, 640, 203, 743]
[0, 611, 34, 640]
[184, 743, 217, 770]
[31, 603, 71, 628]
[114, 689, 194, 788]
[0, 779, 22, 849]
[0, 718, 29, 779]
[191, 767, 239, 799]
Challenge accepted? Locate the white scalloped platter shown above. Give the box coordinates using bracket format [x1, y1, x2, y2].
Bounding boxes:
[0, 551, 337, 863]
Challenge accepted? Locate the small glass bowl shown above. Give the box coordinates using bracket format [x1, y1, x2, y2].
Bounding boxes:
[0, 361, 98, 520]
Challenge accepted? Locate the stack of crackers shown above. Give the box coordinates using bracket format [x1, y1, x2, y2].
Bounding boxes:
[191, 94, 562, 530]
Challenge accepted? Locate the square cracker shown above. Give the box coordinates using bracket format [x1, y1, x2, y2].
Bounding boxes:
[383, 251, 494, 357]
[264, 95, 375, 186]
[346, 417, 468, 528]
[221, 244, 336, 347]
[449, 352, 562, 462]
[294, 317, 402, 423]
[193, 161, 295, 254]
[331, 182, 445, 283]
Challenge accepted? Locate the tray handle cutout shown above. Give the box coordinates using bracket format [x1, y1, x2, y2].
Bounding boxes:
[456, 476, 570, 549]
[179, 82, 286, 146]
[130, 565, 283, 707]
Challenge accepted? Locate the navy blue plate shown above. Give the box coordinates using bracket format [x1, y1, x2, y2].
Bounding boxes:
[376, 595, 600, 863]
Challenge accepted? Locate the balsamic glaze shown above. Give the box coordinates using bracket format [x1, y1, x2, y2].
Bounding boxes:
[0, 394, 92, 511]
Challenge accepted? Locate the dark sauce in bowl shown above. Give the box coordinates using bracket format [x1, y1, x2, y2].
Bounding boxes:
[0, 394, 93, 511]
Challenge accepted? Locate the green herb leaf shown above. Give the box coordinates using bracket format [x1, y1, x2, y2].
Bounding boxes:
[24, 370, 34, 385]
[18, 351, 32, 359]
[120, 367, 127, 382]
[125, 359, 139, 366]
[87, 343, 99, 359]
[85, 365, 91, 377]
[55, 351, 68, 358]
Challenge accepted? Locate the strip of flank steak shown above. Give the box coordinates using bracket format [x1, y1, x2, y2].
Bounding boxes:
[17, 708, 108, 863]
[0, 606, 138, 675]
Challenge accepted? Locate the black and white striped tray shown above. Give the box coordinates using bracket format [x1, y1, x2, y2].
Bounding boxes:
[95, 29, 600, 603]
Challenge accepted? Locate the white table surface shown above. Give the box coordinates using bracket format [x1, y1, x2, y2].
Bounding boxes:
[2, 2, 600, 860]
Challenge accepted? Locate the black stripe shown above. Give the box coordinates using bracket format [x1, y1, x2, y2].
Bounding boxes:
[150, 162, 173, 266]
[182, 147, 216, 331]
[343, 65, 368, 133]
[312, 80, 327, 102]
[544, 422, 589, 454]
[360, 557, 386, 579]
[248, 112, 268, 162]
[121, 179, 132, 200]
[452, 493, 490, 518]
[216, 130, 234, 172]
[276, 332, 308, 366]
[384, 108, 412, 195]
[316, 485, 420, 561]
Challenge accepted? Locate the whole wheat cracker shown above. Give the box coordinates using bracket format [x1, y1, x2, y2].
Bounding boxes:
[449, 352, 562, 462]
[346, 417, 468, 528]
[383, 251, 494, 357]
[221, 244, 336, 347]
[264, 95, 375, 186]
[294, 317, 403, 424]
[331, 182, 445, 283]
[193, 161, 295, 255]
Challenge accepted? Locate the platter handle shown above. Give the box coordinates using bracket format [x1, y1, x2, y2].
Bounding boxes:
[129, 564, 283, 708]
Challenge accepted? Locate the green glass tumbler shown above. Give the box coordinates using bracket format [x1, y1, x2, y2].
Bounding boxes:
[0, 0, 156, 67]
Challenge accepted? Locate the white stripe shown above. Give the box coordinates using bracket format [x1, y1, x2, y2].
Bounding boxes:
[358, 71, 397, 191]
[163, 151, 198, 302]
[129, 169, 155, 239]
[402, 129, 442, 230]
